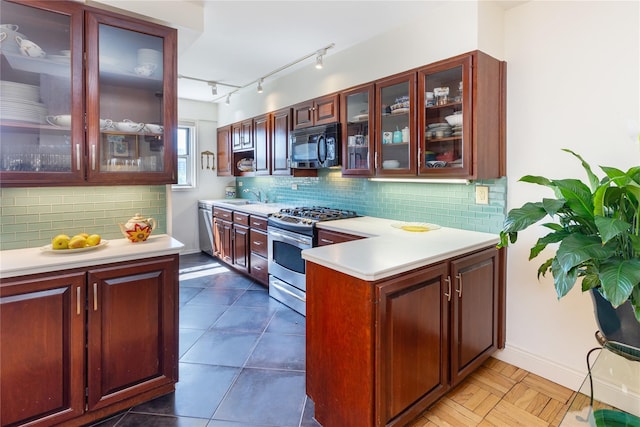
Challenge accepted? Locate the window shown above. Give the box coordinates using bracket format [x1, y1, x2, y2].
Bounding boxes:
[173, 122, 196, 189]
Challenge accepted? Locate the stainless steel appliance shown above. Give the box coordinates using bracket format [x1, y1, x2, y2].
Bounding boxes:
[289, 123, 341, 169]
[267, 206, 358, 315]
[198, 201, 214, 256]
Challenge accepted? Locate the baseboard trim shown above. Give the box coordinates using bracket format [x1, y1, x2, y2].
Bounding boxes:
[494, 345, 640, 416]
[492, 344, 586, 390]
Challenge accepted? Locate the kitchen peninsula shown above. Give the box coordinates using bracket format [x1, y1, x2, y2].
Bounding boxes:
[302, 217, 505, 427]
[0, 235, 183, 426]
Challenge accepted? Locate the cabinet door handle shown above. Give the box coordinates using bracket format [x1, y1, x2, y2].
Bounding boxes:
[456, 273, 463, 297]
[91, 145, 96, 170]
[75, 143, 81, 171]
[374, 152, 378, 169]
[93, 282, 98, 311]
[254, 265, 263, 271]
[320, 238, 334, 244]
[253, 241, 262, 246]
[76, 286, 81, 315]
[444, 276, 451, 302]
[418, 147, 422, 168]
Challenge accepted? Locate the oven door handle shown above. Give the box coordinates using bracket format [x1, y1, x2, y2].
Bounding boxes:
[272, 281, 306, 303]
[269, 230, 311, 247]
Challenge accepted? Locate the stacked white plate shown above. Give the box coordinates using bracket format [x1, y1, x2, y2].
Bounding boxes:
[0, 81, 47, 123]
[1, 80, 39, 102]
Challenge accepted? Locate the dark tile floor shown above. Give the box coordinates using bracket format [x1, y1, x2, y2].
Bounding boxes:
[92, 252, 320, 427]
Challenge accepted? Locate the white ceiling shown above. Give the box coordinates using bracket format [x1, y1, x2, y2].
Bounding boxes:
[94, 1, 524, 103]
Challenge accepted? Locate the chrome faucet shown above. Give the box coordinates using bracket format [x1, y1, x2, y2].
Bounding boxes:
[243, 188, 262, 202]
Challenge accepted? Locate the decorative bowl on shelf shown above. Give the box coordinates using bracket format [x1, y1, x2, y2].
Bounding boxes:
[382, 160, 400, 169]
[445, 113, 463, 126]
[46, 114, 71, 128]
[114, 119, 144, 133]
[144, 123, 163, 134]
[237, 158, 255, 172]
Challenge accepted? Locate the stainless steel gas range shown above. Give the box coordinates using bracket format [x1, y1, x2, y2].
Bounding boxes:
[267, 206, 358, 315]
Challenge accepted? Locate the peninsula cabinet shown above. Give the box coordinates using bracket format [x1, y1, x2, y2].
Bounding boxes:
[0, 0, 178, 187]
[292, 93, 339, 129]
[0, 255, 179, 427]
[306, 246, 502, 427]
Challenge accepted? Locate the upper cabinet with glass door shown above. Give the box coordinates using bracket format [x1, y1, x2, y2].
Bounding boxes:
[85, 9, 177, 184]
[0, 0, 177, 187]
[341, 83, 374, 176]
[418, 52, 504, 179]
[375, 72, 416, 176]
[0, 0, 84, 186]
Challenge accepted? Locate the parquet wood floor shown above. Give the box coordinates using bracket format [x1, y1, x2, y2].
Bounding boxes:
[410, 358, 580, 427]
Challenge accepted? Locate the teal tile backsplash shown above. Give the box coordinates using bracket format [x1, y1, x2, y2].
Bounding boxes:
[0, 186, 166, 250]
[238, 169, 506, 234]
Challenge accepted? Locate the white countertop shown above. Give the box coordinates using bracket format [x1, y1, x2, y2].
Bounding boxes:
[201, 199, 292, 216]
[302, 216, 499, 281]
[0, 234, 184, 279]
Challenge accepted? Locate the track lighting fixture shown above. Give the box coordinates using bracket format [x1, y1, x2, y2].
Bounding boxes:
[180, 43, 335, 102]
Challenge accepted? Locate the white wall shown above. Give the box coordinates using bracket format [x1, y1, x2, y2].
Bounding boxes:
[496, 0, 640, 390]
[217, 1, 485, 126]
[169, 99, 236, 254]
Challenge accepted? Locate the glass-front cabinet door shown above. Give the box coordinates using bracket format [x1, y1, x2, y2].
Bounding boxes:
[418, 55, 471, 177]
[85, 11, 176, 184]
[341, 83, 374, 176]
[375, 72, 416, 176]
[0, 0, 84, 185]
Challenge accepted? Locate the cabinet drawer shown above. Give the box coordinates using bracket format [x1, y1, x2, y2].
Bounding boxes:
[233, 211, 250, 226]
[250, 253, 268, 285]
[317, 229, 365, 246]
[214, 207, 233, 221]
[250, 229, 268, 257]
[249, 215, 268, 231]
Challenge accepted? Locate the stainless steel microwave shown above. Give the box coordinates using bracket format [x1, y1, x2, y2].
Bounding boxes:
[289, 123, 340, 169]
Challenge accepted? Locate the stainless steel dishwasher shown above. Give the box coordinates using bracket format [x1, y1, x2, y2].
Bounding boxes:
[198, 201, 214, 256]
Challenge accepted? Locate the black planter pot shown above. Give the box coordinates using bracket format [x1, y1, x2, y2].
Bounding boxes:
[591, 289, 640, 352]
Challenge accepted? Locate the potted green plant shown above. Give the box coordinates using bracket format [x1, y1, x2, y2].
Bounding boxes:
[498, 149, 640, 349]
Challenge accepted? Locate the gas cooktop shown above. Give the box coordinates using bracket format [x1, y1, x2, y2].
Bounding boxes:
[268, 206, 359, 234]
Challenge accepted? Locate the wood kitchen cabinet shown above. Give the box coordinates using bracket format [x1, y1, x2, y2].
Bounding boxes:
[232, 211, 250, 273]
[253, 113, 271, 175]
[417, 51, 505, 179]
[306, 246, 502, 427]
[0, 255, 179, 427]
[292, 93, 339, 129]
[341, 83, 375, 176]
[249, 215, 269, 286]
[0, 271, 86, 426]
[316, 228, 365, 246]
[213, 207, 233, 263]
[271, 107, 291, 175]
[0, 0, 178, 187]
[216, 125, 232, 176]
[374, 72, 417, 176]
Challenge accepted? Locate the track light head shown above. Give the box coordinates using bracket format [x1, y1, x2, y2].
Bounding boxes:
[315, 54, 323, 69]
[257, 79, 263, 94]
[208, 82, 217, 95]
[225, 94, 231, 105]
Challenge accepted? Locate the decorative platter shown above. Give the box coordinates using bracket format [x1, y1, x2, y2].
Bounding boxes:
[40, 240, 109, 254]
[391, 222, 441, 232]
